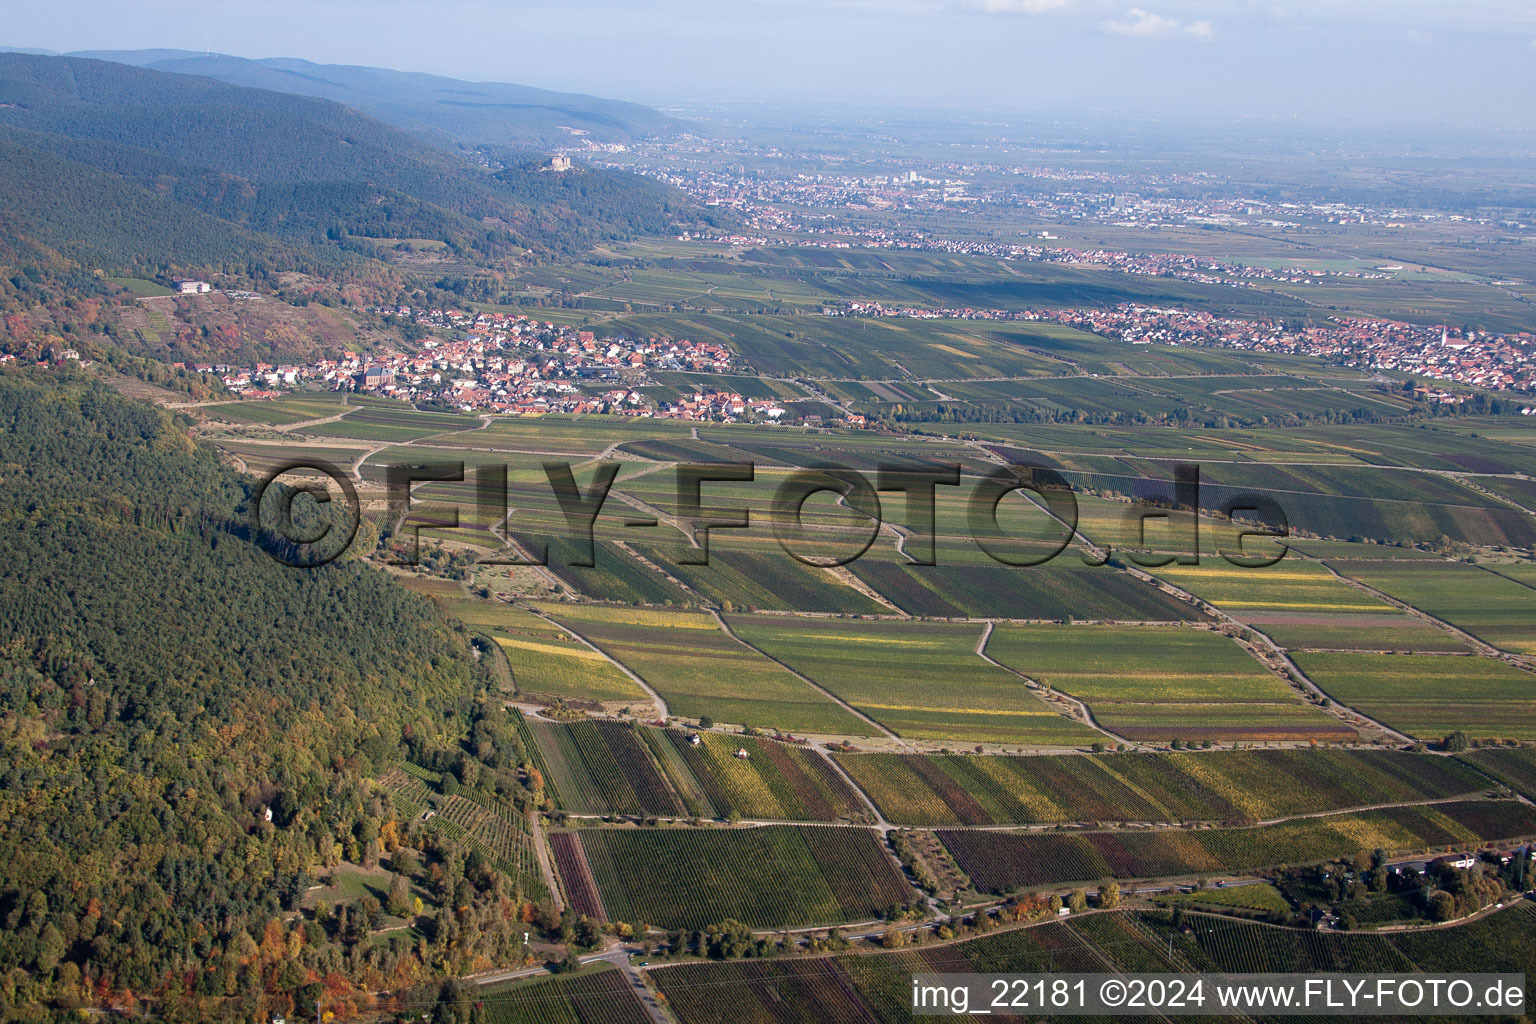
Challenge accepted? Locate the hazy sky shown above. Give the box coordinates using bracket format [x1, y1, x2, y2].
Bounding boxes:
[8, 0, 1535, 128]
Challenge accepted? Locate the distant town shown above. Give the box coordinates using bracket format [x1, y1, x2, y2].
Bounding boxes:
[828, 302, 1536, 399]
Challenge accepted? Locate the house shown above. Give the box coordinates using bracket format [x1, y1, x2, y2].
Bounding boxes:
[688, 733, 701, 746]
[1431, 854, 1477, 871]
[177, 280, 212, 294]
[735, 748, 750, 760]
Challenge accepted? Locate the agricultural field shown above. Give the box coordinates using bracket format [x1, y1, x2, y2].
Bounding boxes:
[479, 965, 651, 1024]
[940, 800, 1536, 892]
[1491, 562, 1536, 589]
[850, 558, 1207, 621]
[437, 600, 649, 705]
[1158, 882, 1292, 917]
[215, 440, 370, 479]
[201, 393, 351, 425]
[985, 623, 1352, 743]
[519, 716, 684, 817]
[636, 542, 887, 615]
[726, 614, 1101, 746]
[832, 748, 1490, 827]
[1293, 652, 1536, 742]
[439, 414, 680, 455]
[293, 403, 479, 442]
[548, 831, 607, 920]
[517, 716, 865, 821]
[558, 824, 912, 930]
[527, 536, 695, 606]
[535, 603, 871, 735]
[1148, 558, 1469, 651]
[1479, 476, 1536, 513]
[653, 904, 1536, 1023]
[648, 730, 867, 821]
[1464, 747, 1536, 800]
[1243, 610, 1469, 653]
[1330, 561, 1536, 654]
[1065, 469, 1536, 549]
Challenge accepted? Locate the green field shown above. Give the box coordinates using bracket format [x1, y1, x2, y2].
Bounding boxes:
[1149, 554, 1470, 650]
[433, 599, 649, 704]
[536, 604, 870, 735]
[518, 716, 866, 821]
[726, 614, 1100, 746]
[1332, 562, 1536, 654]
[833, 748, 1489, 826]
[108, 276, 176, 297]
[986, 623, 1351, 743]
[1465, 747, 1536, 800]
[1294, 652, 1536, 742]
[941, 800, 1536, 892]
[644, 729, 868, 821]
[637, 541, 886, 614]
[557, 824, 912, 930]
[203, 393, 352, 425]
[519, 716, 684, 817]
[479, 966, 651, 1024]
[851, 558, 1207, 621]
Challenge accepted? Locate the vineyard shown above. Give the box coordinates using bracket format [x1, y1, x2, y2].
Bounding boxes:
[938, 800, 1536, 892]
[725, 614, 1099, 746]
[637, 542, 887, 615]
[520, 716, 685, 817]
[849, 559, 1208, 622]
[479, 966, 651, 1024]
[985, 622, 1353, 743]
[516, 715, 868, 822]
[652, 729, 868, 822]
[376, 765, 548, 901]
[1332, 561, 1536, 655]
[378, 766, 437, 820]
[548, 831, 606, 921]
[653, 903, 1536, 1023]
[497, 633, 646, 705]
[1294, 652, 1536, 742]
[537, 603, 870, 736]
[558, 825, 912, 930]
[832, 748, 1489, 826]
[1466, 746, 1536, 800]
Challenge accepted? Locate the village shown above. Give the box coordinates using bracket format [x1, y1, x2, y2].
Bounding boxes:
[207, 306, 798, 422]
[827, 301, 1536, 397]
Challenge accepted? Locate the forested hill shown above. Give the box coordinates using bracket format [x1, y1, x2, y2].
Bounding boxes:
[0, 369, 487, 1016]
[0, 53, 723, 271]
[0, 133, 319, 277]
[66, 49, 682, 151]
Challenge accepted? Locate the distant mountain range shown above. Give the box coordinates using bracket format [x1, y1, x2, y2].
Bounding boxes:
[0, 52, 723, 281]
[8, 47, 681, 150]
